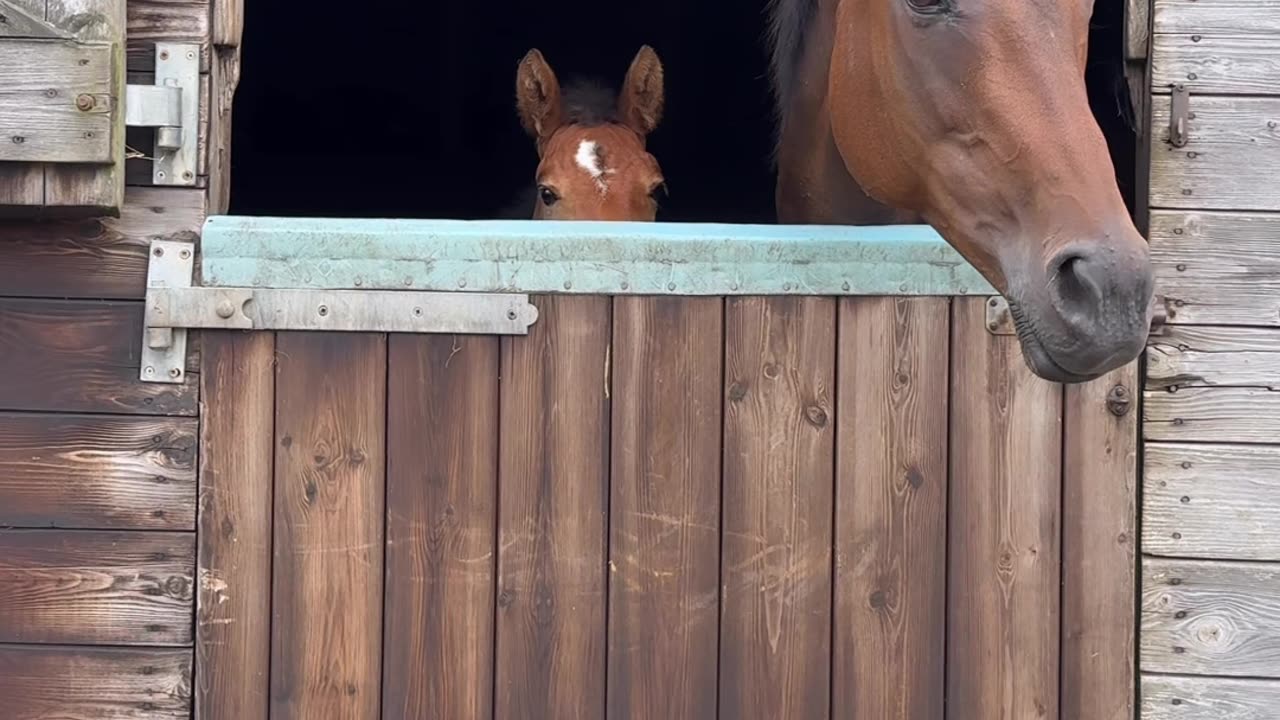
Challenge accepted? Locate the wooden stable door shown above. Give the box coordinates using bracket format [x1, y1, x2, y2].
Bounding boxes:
[196, 295, 1135, 720]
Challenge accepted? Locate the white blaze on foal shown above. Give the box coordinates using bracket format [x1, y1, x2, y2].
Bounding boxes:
[574, 139, 612, 194]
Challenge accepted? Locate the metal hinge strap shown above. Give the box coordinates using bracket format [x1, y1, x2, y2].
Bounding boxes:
[124, 42, 200, 185]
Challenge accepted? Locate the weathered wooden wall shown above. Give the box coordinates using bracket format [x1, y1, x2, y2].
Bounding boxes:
[0, 0, 240, 715]
[192, 295, 1137, 720]
[1142, 1, 1280, 716]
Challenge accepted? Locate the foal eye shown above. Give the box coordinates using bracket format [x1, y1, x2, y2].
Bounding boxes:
[905, 0, 949, 15]
[538, 185, 559, 207]
[649, 182, 669, 202]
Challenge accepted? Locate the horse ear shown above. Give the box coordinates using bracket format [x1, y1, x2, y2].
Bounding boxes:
[619, 45, 664, 137]
[516, 49, 564, 146]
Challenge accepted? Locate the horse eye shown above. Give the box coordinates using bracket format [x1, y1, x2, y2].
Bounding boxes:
[650, 182, 668, 201]
[906, 0, 949, 14]
[538, 185, 559, 207]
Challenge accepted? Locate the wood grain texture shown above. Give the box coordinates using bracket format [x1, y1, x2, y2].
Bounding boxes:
[212, 0, 242, 45]
[1154, 34, 1280, 95]
[196, 331, 274, 720]
[496, 296, 610, 720]
[1142, 674, 1280, 719]
[1154, 0, 1280, 35]
[0, 529, 194, 645]
[0, 188, 204, 299]
[947, 297, 1062, 720]
[0, 644, 192, 720]
[833, 297, 948, 720]
[1145, 386, 1280, 443]
[271, 332, 386, 719]
[1143, 558, 1280, 677]
[0, 41, 114, 163]
[383, 334, 498, 720]
[0, 298, 197, 415]
[1150, 210, 1280, 327]
[1144, 443, 1280, 560]
[607, 297, 722, 720]
[209, 45, 240, 212]
[1151, 97, 1280, 212]
[0, 162, 44, 205]
[126, 0, 210, 72]
[1148, 325, 1280, 388]
[0, 412, 196, 529]
[1061, 365, 1138, 720]
[720, 296, 834, 720]
[1126, 0, 1149, 60]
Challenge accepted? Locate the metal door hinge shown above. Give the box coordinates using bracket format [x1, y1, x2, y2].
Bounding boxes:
[984, 295, 1167, 337]
[125, 42, 199, 186]
[1168, 85, 1191, 148]
[141, 241, 540, 384]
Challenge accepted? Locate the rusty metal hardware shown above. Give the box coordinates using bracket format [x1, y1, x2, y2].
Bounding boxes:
[1169, 85, 1191, 148]
[1106, 385, 1132, 417]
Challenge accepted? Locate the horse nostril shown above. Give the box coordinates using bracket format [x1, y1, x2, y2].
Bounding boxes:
[1049, 250, 1105, 319]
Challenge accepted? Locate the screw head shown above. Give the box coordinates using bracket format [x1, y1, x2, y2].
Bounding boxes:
[180, 249, 191, 260]
[153, 247, 164, 257]
[507, 309, 518, 320]
[169, 367, 182, 378]
[317, 304, 329, 317]
[144, 366, 156, 376]
[159, 50, 170, 60]
[182, 171, 193, 181]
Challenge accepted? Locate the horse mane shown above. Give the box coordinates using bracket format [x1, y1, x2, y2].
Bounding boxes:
[766, 0, 818, 119]
[561, 78, 620, 126]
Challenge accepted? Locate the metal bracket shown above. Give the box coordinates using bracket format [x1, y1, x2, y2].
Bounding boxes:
[141, 241, 540, 383]
[984, 295, 1168, 337]
[124, 42, 199, 186]
[1169, 85, 1191, 148]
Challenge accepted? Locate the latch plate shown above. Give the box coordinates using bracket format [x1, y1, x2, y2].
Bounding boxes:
[124, 42, 199, 186]
[1169, 84, 1191, 148]
[140, 241, 540, 383]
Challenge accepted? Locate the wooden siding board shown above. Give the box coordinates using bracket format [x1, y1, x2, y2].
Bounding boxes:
[1151, 97, 1280, 212]
[270, 332, 385, 719]
[0, 529, 194, 645]
[1062, 365, 1139, 720]
[126, 0, 210, 73]
[1144, 386, 1280, 443]
[833, 297, 948, 720]
[0, 298, 197, 415]
[0, 188, 205, 300]
[947, 297, 1063, 720]
[1142, 674, 1280, 719]
[0, 412, 196, 530]
[1150, 210, 1280, 327]
[1154, 0, 1280, 35]
[1153, 34, 1280, 95]
[495, 296, 610, 719]
[1142, 558, 1280, 678]
[196, 331, 274, 720]
[1144, 443, 1280, 560]
[0, 40, 114, 164]
[0, 644, 192, 720]
[719, 296, 834, 720]
[607, 297, 722, 720]
[383, 334, 499, 720]
[1148, 325, 1280, 389]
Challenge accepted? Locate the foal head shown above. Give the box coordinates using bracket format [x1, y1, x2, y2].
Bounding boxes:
[825, 0, 1155, 382]
[516, 46, 668, 221]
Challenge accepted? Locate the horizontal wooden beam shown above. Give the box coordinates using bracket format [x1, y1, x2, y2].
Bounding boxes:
[200, 217, 995, 297]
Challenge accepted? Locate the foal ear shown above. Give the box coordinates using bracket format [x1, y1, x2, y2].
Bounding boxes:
[619, 45, 664, 137]
[515, 49, 564, 146]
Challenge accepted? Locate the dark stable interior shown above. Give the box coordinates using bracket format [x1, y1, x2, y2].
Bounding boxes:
[231, 1, 1137, 224]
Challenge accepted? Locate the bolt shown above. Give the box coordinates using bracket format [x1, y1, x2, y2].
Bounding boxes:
[75, 94, 92, 111]
[354, 277, 363, 287]
[317, 304, 329, 317]
[403, 277, 413, 287]
[507, 309, 518, 320]
[564, 280, 572, 290]
[620, 281, 630, 291]
[180, 249, 191, 260]
[182, 171, 193, 181]
[215, 300, 235, 319]
[159, 50, 170, 60]
[667, 282, 676, 291]
[1106, 385, 1132, 417]
[144, 366, 156, 376]
[842, 282, 851, 292]
[169, 367, 182, 378]
[458, 278, 467, 288]
[153, 247, 164, 257]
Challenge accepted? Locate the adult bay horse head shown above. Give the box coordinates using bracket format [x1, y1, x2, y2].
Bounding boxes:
[768, 0, 1155, 383]
[513, 46, 669, 221]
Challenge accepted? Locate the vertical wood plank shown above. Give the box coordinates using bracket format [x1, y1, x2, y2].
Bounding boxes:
[0, 164, 44, 206]
[607, 297, 722, 720]
[383, 334, 498, 720]
[496, 296, 611, 720]
[720, 296, 835, 720]
[834, 297, 949, 719]
[271, 333, 386, 720]
[947, 297, 1063, 720]
[1061, 364, 1138, 720]
[196, 331, 274, 720]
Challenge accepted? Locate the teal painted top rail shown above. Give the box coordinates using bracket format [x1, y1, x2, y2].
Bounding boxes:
[200, 216, 997, 297]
